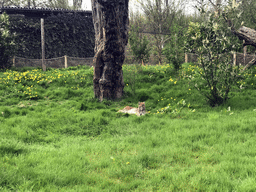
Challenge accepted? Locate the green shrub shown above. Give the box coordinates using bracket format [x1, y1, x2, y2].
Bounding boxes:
[0, 13, 15, 70]
[129, 24, 151, 65]
[162, 24, 185, 70]
[185, 2, 243, 107]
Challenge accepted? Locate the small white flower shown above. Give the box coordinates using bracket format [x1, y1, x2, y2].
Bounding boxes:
[227, 106, 231, 112]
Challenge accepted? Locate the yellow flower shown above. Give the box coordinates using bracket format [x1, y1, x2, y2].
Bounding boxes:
[126, 162, 130, 165]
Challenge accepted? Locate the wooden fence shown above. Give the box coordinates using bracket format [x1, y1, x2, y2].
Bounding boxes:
[14, 53, 255, 68]
[12, 55, 162, 68]
[185, 52, 256, 66]
[12, 55, 94, 68]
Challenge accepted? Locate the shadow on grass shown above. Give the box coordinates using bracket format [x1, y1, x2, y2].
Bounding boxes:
[0, 146, 27, 157]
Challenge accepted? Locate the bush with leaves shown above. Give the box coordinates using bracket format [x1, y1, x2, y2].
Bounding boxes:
[162, 24, 185, 70]
[129, 25, 151, 65]
[0, 12, 15, 70]
[185, 2, 243, 107]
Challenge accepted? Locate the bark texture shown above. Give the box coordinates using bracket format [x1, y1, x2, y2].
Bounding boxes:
[232, 26, 256, 70]
[92, 0, 129, 101]
[234, 26, 256, 48]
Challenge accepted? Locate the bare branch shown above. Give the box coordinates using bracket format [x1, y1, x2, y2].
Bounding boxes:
[208, 0, 215, 7]
[243, 58, 256, 71]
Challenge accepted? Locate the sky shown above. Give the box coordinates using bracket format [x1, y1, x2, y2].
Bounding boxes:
[80, 0, 196, 15]
[80, 0, 135, 11]
[81, 0, 92, 10]
[80, 0, 139, 10]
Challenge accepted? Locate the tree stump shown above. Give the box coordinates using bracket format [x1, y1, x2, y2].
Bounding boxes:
[92, 0, 129, 101]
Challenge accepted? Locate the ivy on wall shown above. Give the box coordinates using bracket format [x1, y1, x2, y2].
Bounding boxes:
[9, 13, 95, 59]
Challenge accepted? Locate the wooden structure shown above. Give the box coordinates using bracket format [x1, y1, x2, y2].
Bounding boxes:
[232, 26, 256, 70]
[0, 6, 92, 18]
[0, 6, 92, 71]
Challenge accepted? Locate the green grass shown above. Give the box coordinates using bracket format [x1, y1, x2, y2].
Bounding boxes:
[1, 63, 256, 191]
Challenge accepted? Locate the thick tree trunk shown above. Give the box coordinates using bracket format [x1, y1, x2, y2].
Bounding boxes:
[91, 0, 129, 101]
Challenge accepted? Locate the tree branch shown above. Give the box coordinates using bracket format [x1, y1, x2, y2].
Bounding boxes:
[243, 57, 256, 71]
[208, 0, 215, 7]
[233, 26, 256, 48]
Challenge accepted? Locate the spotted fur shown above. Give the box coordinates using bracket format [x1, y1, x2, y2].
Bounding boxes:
[118, 102, 146, 116]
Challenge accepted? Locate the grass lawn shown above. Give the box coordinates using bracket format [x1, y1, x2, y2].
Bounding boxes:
[1, 63, 256, 191]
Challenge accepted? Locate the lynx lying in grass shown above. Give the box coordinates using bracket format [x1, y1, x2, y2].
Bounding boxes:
[118, 102, 146, 116]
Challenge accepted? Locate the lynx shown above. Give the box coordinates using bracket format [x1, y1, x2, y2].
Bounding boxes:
[118, 102, 146, 116]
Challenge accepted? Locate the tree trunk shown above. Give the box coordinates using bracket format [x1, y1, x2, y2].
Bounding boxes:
[232, 26, 256, 69]
[234, 26, 256, 48]
[91, 0, 129, 101]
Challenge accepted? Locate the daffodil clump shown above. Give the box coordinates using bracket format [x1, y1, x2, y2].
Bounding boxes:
[155, 98, 195, 117]
[0, 66, 93, 100]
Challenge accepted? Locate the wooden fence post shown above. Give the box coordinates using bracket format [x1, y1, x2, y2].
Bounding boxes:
[41, 18, 46, 71]
[13, 56, 15, 67]
[243, 40, 247, 65]
[64, 55, 68, 68]
[185, 53, 188, 63]
[233, 52, 236, 66]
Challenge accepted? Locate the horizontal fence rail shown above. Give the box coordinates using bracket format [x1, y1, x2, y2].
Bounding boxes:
[14, 53, 255, 68]
[185, 52, 256, 66]
[12, 55, 166, 68]
[12, 55, 94, 68]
